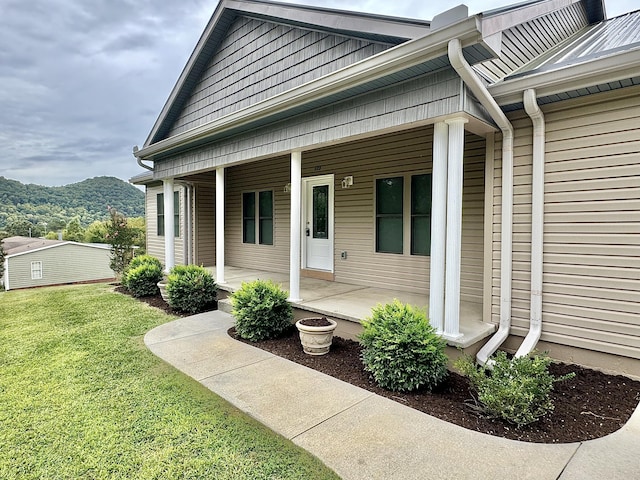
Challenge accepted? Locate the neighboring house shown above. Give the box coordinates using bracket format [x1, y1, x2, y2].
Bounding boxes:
[1, 236, 115, 291]
[132, 0, 639, 375]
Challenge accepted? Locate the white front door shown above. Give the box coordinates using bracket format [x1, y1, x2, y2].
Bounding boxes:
[303, 175, 334, 272]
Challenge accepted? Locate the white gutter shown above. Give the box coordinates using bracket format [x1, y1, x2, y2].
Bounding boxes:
[516, 89, 545, 357]
[133, 146, 153, 170]
[447, 38, 514, 366]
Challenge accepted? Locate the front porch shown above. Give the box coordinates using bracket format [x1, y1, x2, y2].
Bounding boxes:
[213, 265, 495, 349]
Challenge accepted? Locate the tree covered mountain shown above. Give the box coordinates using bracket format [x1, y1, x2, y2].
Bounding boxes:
[0, 176, 145, 234]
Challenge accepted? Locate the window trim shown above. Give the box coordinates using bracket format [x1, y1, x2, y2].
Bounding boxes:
[31, 260, 43, 280]
[374, 171, 432, 256]
[157, 191, 180, 237]
[242, 189, 274, 246]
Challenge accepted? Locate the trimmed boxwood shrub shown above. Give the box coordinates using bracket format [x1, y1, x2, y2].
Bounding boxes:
[230, 280, 293, 342]
[455, 350, 575, 426]
[166, 265, 217, 314]
[359, 300, 448, 392]
[122, 255, 163, 297]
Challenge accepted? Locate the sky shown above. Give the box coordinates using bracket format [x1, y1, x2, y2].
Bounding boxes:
[0, 0, 634, 187]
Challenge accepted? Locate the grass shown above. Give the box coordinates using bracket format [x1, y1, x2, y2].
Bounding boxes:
[0, 283, 339, 480]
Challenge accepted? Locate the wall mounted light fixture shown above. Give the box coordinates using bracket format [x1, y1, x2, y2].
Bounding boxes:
[341, 176, 354, 189]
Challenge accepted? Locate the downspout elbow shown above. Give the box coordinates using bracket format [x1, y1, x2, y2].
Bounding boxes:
[448, 39, 515, 366]
[133, 146, 153, 171]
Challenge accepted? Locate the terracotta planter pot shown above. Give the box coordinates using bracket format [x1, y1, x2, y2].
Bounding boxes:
[295, 317, 337, 355]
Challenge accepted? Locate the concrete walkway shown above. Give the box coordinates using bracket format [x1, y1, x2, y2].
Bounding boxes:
[144, 311, 640, 480]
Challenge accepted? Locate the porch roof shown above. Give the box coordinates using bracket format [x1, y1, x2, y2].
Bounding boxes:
[213, 265, 496, 349]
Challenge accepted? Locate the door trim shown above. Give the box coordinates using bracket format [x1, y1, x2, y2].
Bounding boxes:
[301, 174, 334, 273]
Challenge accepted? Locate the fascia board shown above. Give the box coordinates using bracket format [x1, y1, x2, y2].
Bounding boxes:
[136, 17, 482, 160]
[489, 48, 640, 106]
[481, 0, 581, 36]
[144, 1, 230, 147]
[231, 0, 431, 40]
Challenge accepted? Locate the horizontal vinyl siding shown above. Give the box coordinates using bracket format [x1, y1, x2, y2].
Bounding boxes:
[195, 183, 216, 267]
[303, 127, 485, 301]
[145, 185, 185, 268]
[168, 16, 391, 136]
[8, 244, 114, 290]
[491, 86, 640, 359]
[156, 68, 463, 178]
[225, 157, 291, 274]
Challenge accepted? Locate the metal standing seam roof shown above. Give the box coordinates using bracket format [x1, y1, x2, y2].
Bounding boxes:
[505, 10, 640, 80]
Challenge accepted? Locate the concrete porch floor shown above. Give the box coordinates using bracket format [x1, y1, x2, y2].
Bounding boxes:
[211, 265, 496, 348]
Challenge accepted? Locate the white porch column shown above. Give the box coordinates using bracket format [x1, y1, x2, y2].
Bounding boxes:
[429, 122, 448, 333]
[443, 117, 468, 340]
[163, 178, 175, 273]
[289, 151, 302, 302]
[216, 167, 225, 284]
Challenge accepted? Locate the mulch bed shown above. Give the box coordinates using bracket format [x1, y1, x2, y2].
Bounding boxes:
[122, 287, 640, 444]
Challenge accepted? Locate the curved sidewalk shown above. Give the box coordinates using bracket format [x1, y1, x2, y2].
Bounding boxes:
[144, 311, 640, 480]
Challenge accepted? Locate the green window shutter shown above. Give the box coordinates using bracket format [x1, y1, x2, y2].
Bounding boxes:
[243, 192, 256, 244]
[411, 174, 432, 256]
[258, 191, 273, 245]
[376, 177, 403, 254]
[157, 193, 165, 237]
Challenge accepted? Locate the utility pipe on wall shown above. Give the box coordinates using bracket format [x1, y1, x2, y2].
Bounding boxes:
[516, 89, 545, 357]
[447, 38, 515, 365]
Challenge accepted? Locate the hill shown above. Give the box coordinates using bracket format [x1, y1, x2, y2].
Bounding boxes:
[0, 176, 145, 232]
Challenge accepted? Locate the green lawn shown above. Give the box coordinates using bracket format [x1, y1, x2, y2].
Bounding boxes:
[0, 283, 339, 480]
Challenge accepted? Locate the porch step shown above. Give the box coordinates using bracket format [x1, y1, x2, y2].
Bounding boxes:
[218, 298, 233, 315]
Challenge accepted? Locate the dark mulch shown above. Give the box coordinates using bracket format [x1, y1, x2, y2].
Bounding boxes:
[228, 325, 640, 444]
[118, 286, 640, 444]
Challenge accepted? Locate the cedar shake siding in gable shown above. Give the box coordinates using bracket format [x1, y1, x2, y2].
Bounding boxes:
[222, 126, 485, 302]
[167, 16, 393, 137]
[490, 86, 640, 360]
[154, 68, 469, 178]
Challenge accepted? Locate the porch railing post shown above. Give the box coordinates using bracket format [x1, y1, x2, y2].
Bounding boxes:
[216, 167, 225, 284]
[289, 151, 302, 302]
[443, 117, 468, 340]
[163, 178, 175, 273]
[429, 122, 449, 334]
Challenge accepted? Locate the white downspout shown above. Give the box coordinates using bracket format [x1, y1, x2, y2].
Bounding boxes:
[447, 39, 514, 366]
[516, 89, 545, 357]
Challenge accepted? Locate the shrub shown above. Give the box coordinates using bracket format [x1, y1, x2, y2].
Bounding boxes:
[230, 280, 293, 342]
[359, 300, 448, 392]
[122, 255, 164, 297]
[166, 265, 217, 314]
[455, 350, 575, 426]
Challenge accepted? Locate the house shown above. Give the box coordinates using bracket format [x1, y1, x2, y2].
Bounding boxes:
[132, 0, 640, 377]
[2, 236, 116, 290]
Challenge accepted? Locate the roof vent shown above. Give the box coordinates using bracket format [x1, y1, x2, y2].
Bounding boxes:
[431, 4, 469, 31]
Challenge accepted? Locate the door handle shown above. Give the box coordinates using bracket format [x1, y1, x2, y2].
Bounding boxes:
[305, 228, 310, 237]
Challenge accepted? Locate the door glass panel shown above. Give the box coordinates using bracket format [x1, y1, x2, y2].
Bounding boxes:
[313, 185, 328, 239]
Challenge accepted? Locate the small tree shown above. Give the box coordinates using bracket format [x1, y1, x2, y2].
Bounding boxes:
[63, 217, 85, 242]
[105, 206, 136, 278]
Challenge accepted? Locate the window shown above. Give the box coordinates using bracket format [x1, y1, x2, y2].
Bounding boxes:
[157, 191, 180, 237]
[243, 190, 273, 245]
[376, 177, 403, 254]
[31, 261, 42, 280]
[411, 174, 432, 256]
[375, 174, 432, 255]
